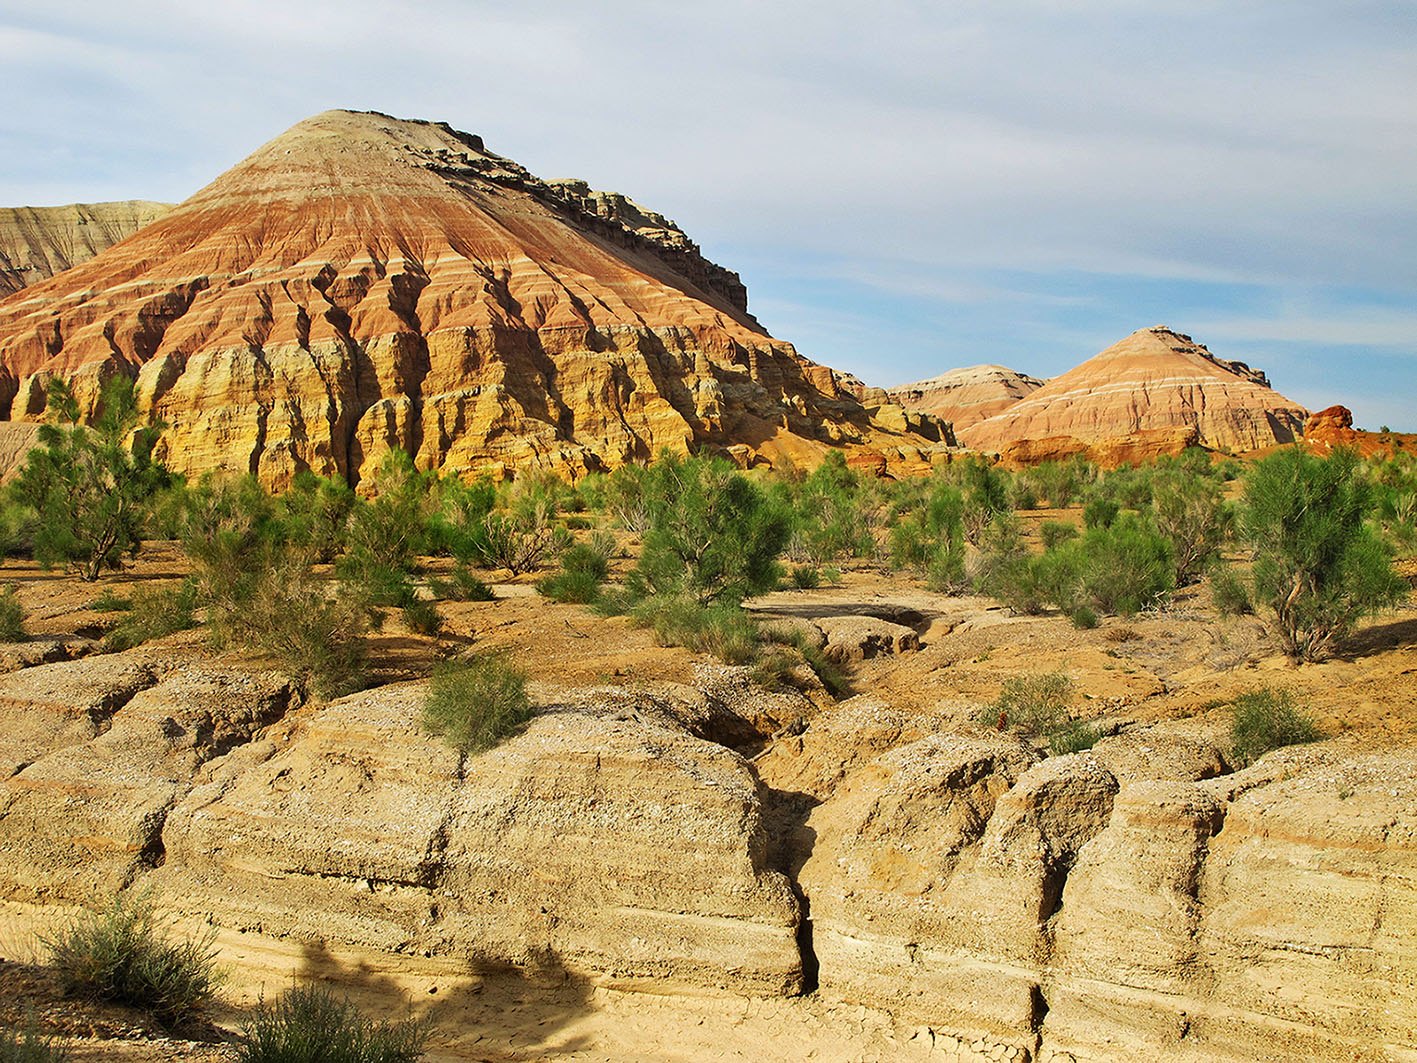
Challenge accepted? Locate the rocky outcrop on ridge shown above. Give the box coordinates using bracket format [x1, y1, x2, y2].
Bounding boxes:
[0, 110, 945, 487]
[961, 327, 1308, 456]
[0, 201, 170, 296]
[888, 364, 1045, 431]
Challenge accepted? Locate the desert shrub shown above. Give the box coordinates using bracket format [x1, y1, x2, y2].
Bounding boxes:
[41, 894, 220, 1027]
[1039, 521, 1079, 550]
[758, 623, 850, 697]
[1077, 515, 1175, 616]
[13, 378, 169, 580]
[1230, 687, 1323, 767]
[631, 595, 761, 664]
[1091, 464, 1154, 510]
[981, 672, 1073, 735]
[338, 453, 439, 606]
[0, 585, 27, 641]
[422, 652, 533, 754]
[599, 463, 652, 532]
[428, 563, 495, 602]
[476, 497, 571, 576]
[0, 498, 37, 557]
[789, 564, 822, 589]
[537, 541, 612, 604]
[1082, 496, 1119, 530]
[1209, 563, 1253, 616]
[889, 479, 966, 593]
[198, 545, 366, 698]
[972, 512, 1033, 609]
[1048, 718, 1103, 755]
[103, 581, 199, 651]
[1025, 457, 1096, 508]
[1242, 448, 1407, 661]
[90, 588, 133, 612]
[236, 984, 427, 1063]
[954, 456, 1010, 545]
[1070, 605, 1099, 629]
[821, 565, 843, 586]
[1008, 478, 1040, 511]
[628, 452, 789, 605]
[275, 471, 356, 563]
[1150, 465, 1233, 585]
[0, 1019, 69, 1063]
[427, 477, 497, 560]
[781, 451, 875, 563]
[400, 598, 442, 636]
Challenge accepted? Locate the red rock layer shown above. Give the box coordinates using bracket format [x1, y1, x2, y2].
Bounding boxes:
[960, 326, 1308, 455]
[0, 110, 940, 486]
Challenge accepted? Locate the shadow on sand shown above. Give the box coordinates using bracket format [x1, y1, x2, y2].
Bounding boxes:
[279, 938, 597, 1060]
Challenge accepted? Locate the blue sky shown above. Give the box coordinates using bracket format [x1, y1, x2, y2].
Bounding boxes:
[2, 1, 1413, 427]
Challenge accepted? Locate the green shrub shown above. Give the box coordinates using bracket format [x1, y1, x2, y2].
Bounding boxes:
[1083, 497, 1120, 530]
[778, 451, 876, 563]
[13, 378, 169, 581]
[1048, 719, 1103, 755]
[237, 984, 427, 1063]
[1242, 448, 1407, 661]
[89, 588, 133, 612]
[1150, 465, 1233, 585]
[889, 480, 966, 593]
[789, 564, 822, 589]
[428, 563, 495, 602]
[955, 457, 1010, 546]
[1070, 604, 1099, 629]
[423, 653, 533, 754]
[821, 566, 843, 586]
[477, 500, 571, 576]
[1077, 515, 1175, 616]
[103, 581, 199, 651]
[400, 598, 442, 637]
[274, 472, 355, 563]
[631, 595, 761, 664]
[0, 584, 27, 641]
[41, 894, 220, 1027]
[1039, 521, 1079, 550]
[0, 1019, 69, 1062]
[1230, 687, 1323, 767]
[1209, 563, 1253, 617]
[211, 551, 367, 698]
[538, 541, 612, 603]
[629, 453, 789, 605]
[982, 672, 1073, 735]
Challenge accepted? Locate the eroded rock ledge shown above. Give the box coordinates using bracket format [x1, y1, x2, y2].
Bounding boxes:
[0, 649, 1411, 1061]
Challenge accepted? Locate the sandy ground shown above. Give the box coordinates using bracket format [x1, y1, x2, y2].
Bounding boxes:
[2, 537, 1414, 1059]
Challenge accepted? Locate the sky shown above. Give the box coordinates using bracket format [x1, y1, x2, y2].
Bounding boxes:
[2, 1, 1414, 428]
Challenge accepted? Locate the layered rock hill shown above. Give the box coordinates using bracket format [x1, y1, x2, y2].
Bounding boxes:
[960, 327, 1308, 457]
[0, 110, 943, 487]
[888, 364, 1044, 432]
[0, 201, 170, 296]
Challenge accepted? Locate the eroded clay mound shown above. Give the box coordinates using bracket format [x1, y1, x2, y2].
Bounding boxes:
[0, 201, 170, 296]
[889, 364, 1045, 431]
[0, 110, 943, 486]
[961, 327, 1309, 455]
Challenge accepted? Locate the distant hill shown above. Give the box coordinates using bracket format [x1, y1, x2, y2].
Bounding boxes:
[0, 201, 170, 295]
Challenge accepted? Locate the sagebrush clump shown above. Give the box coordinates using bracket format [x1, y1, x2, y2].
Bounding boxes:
[41, 894, 221, 1027]
[1230, 687, 1323, 767]
[422, 653, 533, 754]
[237, 984, 427, 1063]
